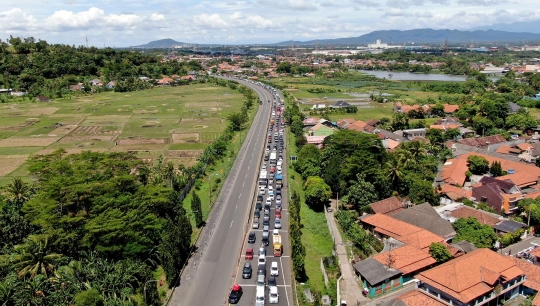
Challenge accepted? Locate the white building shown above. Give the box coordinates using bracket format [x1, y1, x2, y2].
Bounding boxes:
[367, 39, 402, 49]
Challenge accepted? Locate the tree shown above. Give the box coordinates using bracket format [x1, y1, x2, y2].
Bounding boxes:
[385, 156, 403, 190]
[227, 112, 247, 131]
[191, 192, 203, 227]
[74, 289, 104, 306]
[304, 176, 332, 211]
[429, 242, 452, 263]
[430, 103, 445, 117]
[452, 217, 497, 248]
[490, 161, 505, 177]
[408, 179, 440, 205]
[467, 155, 489, 175]
[343, 174, 378, 212]
[5, 234, 62, 279]
[159, 209, 192, 286]
[518, 198, 540, 226]
[426, 128, 445, 145]
[276, 61, 292, 73]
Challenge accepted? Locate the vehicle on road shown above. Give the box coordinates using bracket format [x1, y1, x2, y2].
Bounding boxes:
[245, 248, 254, 260]
[255, 285, 265, 306]
[248, 232, 256, 244]
[273, 229, 279, 236]
[269, 286, 279, 304]
[276, 196, 282, 206]
[273, 234, 282, 257]
[253, 217, 259, 229]
[268, 276, 277, 291]
[228, 284, 243, 304]
[270, 262, 279, 276]
[256, 202, 262, 210]
[242, 263, 252, 279]
[257, 263, 266, 276]
[254, 209, 260, 218]
[274, 218, 282, 229]
[263, 219, 269, 227]
[275, 208, 281, 219]
[259, 245, 266, 256]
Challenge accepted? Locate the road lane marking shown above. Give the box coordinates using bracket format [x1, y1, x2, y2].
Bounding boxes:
[230, 220, 234, 228]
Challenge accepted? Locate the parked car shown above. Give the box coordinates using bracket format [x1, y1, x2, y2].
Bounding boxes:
[268, 276, 277, 290]
[248, 231, 256, 244]
[258, 254, 266, 266]
[245, 248, 254, 260]
[228, 284, 243, 304]
[242, 263, 252, 279]
[257, 263, 266, 276]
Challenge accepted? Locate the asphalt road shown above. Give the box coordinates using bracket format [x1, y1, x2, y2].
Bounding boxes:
[171, 77, 288, 306]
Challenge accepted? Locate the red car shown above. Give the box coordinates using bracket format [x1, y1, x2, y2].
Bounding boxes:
[245, 247, 254, 260]
[275, 208, 282, 219]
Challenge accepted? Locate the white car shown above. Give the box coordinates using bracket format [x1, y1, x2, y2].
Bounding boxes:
[274, 218, 282, 229]
[270, 262, 279, 276]
[268, 185, 273, 191]
[265, 198, 272, 206]
[258, 255, 266, 266]
[259, 188, 265, 195]
[268, 191, 274, 200]
[269, 287, 279, 304]
[273, 229, 279, 236]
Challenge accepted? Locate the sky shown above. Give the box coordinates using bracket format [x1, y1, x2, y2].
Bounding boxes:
[2, 0, 540, 46]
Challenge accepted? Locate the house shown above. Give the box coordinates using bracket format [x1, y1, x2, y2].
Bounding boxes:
[336, 118, 356, 129]
[107, 81, 116, 89]
[353, 258, 403, 298]
[311, 104, 327, 110]
[509, 257, 540, 299]
[346, 120, 368, 132]
[330, 100, 351, 109]
[442, 205, 501, 226]
[309, 123, 336, 137]
[402, 128, 427, 140]
[390, 203, 457, 240]
[302, 117, 320, 128]
[369, 197, 404, 215]
[453, 134, 508, 148]
[89, 79, 102, 86]
[394, 102, 430, 114]
[443, 104, 460, 114]
[508, 102, 522, 114]
[416, 248, 526, 306]
[438, 184, 472, 203]
[181, 75, 197, 81]
[306, 135, 326, 146]
[492, 219, 527, 235]
[373, 244, 437, 282]
[69, 83, 83, 91]
[383, 289, 448, 306]
[472, 176, 524, 214]
[157, 77, 174, 86]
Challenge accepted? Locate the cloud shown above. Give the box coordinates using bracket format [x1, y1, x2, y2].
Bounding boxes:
[350, 0, 381, 7]
[193, 13, 228, 29]
[284, 0, 318, 11]
[230, 12, 275, 29]
[150, 13, 165, 21]
[327, 14, 340, 19]
[385, 8, 405, 16]
[414, 10, 433, 18]
[45, 7, 104, 30]
[0, 8, 38, 31]
[456, 0, 505, 5]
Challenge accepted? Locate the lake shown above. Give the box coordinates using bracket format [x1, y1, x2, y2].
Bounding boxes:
[358, 70, 470, 82]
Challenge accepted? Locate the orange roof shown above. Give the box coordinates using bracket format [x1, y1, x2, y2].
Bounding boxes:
[444, 104, 460, 113]
[439, 184, 472, 200]
[439, 152, 540, 187]
[448, 206, 500, 226]
[398, 230, 446, 252]
[517, 143, 533, 151]
[361, 214, 424, 239]
[397, 289, 447, 306]
[416, 249, 525, 303]
[369, 197, 404, 215]
[525, 191, 540, 199]
[373, 244, 436, 275]
[429, 123, 462, 131]
[495, 145, 515, 154]
[347, 120, 367, 131]
[386, 139, 401, 150]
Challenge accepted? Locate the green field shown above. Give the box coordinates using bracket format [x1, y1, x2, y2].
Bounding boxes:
[0, 84, 245, 187]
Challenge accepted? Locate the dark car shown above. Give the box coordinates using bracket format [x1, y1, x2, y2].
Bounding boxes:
[254, 209, 260, 218]
[228, 284, 243, 304]
[257, 195, 263, 202]
[263, 219, 269, 226]
[248, 232, 256, 244]
[276, 189, 282, 196]
[268, 276, 277, 288]
[262, 235, 269, 246]
[257, 264, 266, 276]
[242, 263, 252, 279]
[256, 202, 263, 210]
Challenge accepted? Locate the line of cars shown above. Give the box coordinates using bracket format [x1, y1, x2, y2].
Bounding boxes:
[229, 90, 286, 305]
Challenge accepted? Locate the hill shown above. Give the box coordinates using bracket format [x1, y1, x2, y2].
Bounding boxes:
[470, 20, 540, 34]
[133, 38, 190, 48]
[276, 28, 540, 46]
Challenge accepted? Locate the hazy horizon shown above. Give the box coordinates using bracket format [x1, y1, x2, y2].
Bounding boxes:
[2, 0, 540, 46]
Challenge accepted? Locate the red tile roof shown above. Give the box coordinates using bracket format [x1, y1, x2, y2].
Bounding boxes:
[509, 258, 540, 292]
[448, 206, 501, 226]
[347, 120, 368, 131]
[444, 104, 460, 113]
[361, 214, 424, 239]
[397, 289, 447, 306]
[369, 197, 404, 215]
[456, 135, 507, 147]
[373, 244, 437, 274]
[439, 184, 472, 201]
[416, 249, 525, 304]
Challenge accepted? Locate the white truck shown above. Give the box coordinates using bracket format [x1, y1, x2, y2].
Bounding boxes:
[269, 152, 277, 164]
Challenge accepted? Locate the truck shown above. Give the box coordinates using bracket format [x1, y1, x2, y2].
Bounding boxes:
[269, 152, 277, 164]
[273, 234, 282, 257]
[270, 117, 275, 125]
[259, 170, 268, 187]
[276, 174, 283, 189]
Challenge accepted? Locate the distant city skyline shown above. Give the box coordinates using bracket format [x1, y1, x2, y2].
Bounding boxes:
[2, 0, 540, 46]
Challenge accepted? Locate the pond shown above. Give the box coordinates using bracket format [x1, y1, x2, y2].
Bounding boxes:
[358, 70, 470, 82]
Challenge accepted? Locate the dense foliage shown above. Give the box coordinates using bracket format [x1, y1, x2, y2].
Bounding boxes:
[0, 36, 204, 98]
[452, 217, 497, 249]
[289, 191, 306, 281]
[429, 242, 452, 263]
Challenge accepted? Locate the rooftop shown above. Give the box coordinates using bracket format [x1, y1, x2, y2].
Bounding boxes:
[445, 205, 501, 226]
[373, 244, 437, 275]
[353, 257, 402, 286]
[416, 248, 525, 304]
[390, 203, 457, 240]
[369, 197, 404, 215]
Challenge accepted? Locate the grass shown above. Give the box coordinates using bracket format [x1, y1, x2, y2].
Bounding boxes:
[285, 115, 334, 296]
[0, 83, 245, 186]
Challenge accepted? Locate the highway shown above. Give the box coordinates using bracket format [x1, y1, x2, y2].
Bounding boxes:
[170, 76, 293, 306]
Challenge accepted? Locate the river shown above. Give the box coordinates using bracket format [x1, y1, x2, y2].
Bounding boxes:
[358, 70, 471, 82]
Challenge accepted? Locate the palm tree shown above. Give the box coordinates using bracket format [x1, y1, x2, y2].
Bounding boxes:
[397, 150, 415, 169]
[5, 178, 30, 207]
[385, 156, 403, 190]
[10, 235, 62, 279]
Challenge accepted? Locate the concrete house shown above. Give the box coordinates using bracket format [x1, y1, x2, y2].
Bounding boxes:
[472, 176, 523, 214]
[309, 123, 336, 137]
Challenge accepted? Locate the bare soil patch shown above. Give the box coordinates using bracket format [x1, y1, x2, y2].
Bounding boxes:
[36, 148, 109, 155]
[0, 137, 60, 147]
[167, 150, 203, 158]
[58, 135, 115, 143]
[0, 119, 40, 132]
[49, 125, 78, 136]
[0, 155, 28, 176]
[21, 107, 59, 116]
[165, 157, 198, 167]
[118, 138, 169, 145]
[133, 110, 159, 114]
[172, 133, 200, 144]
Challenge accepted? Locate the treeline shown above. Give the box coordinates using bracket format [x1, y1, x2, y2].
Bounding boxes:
[0, 36, 204, 98]
[289, 191, 306, 281]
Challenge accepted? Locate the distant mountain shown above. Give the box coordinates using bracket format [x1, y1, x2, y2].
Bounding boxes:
[133, 38, 190, 48]
[470, 20, 540, 34]
[276, 28, 540, 46]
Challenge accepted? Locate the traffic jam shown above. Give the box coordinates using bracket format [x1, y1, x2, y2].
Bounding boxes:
[228, 85, 289, 306]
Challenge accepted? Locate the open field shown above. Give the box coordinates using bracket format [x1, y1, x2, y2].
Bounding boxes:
[0, 84, 245, 186]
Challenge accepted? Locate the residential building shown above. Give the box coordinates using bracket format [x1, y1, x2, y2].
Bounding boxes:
[330, 100, 351, 109]
[336, 118, 356, 129]
[346, 120, 368, 132]
[309, 123, 336, 137]
[509, 258, 540, 302]
[369, 197, 404, 215]
[383, 289, 448, 306]
[373, 244, 437, 283]
[353, 258, 403, 298]
[472, 176, 523, 214]
[302, 117, 320, 128]
[402, 128, 427, 140]
[416, 249, 526, 306]
[390, 203, 457, 240]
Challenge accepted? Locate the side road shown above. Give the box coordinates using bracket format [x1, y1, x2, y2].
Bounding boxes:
[325, 200, 368, 305]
